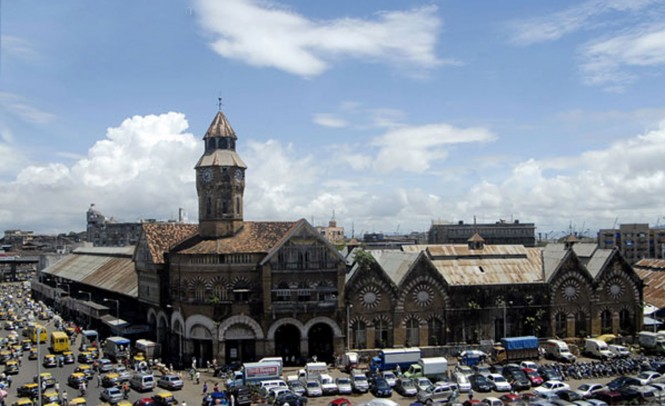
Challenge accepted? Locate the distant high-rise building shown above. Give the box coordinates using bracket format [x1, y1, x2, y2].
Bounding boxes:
[428, 219, 536, 246]
[598, 223, 665, 264]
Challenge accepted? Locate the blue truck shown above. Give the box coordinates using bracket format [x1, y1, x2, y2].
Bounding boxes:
[494, 336, 540, 363]
[370, 347, 421, 372]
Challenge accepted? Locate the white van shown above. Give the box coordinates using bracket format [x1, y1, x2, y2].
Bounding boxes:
[583, 338, 614, 360]
[258, 379, 287, 390]
[129, 372, 156, 392]
[542, 339, 577, 363]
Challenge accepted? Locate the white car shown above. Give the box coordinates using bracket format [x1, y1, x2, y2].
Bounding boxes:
[637, 370, 662, 385]
[351, 372, 369, 393]
[453, 371, 471, 393]
[381, 371, 397, 387]
[414, 377, 433, 392]
[357, 400, 399, 406]
[608, 344, 631, 358]
[305, 379, 322, 397]
[335, 377, 353, 395]
[454, 364, 473, 377]
[520, 360, 539, 370]
[319, 374, 338, 395]
[487, 373, 511, 392]
[575, 383, 606, 399]
[534, 380, 570, 395]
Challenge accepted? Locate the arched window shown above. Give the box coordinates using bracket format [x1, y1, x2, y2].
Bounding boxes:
[575, 311, 587, 337]
[352, 321, 367, 349]
[601, 309, 613, 334]
[194, 284, 205, 303]
[428, 318, 444, 346]
[213, 283, 226, 301]
[406, 319, 420, 347]
[555, 312, 567, 338]
[374, 319, 390, 348]
[619, 309, 633, 333]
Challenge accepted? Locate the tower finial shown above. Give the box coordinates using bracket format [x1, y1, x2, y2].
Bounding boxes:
[217, 96, 223, 112]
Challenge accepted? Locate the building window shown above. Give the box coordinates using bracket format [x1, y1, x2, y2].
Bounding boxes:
[601, 310, 613, 334]
[428, 318, 443, 346]
[575, 311, 587, 337]
[405, 319, 420, 347]
[352, 321, 367, 349]
[375, 319, 390, 348]
[555, 312, 567, 338]
[619, 309, 633, 333]
[213, 284, 226, 301]
[194, 284, 205, 303]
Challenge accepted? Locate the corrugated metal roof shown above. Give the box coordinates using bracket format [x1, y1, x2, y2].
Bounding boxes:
[542, 244, 567, 282]
[195, 150, 247, 168]
[636, 268, 665, 309]
[403, 244, 530, 258]
[42, 247, 137, 297]
[635, 258, 665, 271]
[585, 248, 613, 278]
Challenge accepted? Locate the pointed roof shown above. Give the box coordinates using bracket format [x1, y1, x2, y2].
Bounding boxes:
[203, 111, 237, 140]
[468, 233, 485, 242]
[138, 223, 199, 264]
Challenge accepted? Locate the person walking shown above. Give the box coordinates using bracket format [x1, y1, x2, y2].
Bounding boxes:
[203, 381, 208, 396]
[97, 373, 102, 387]
[195, 371, 201, 384]
[62, 390, 68, 406]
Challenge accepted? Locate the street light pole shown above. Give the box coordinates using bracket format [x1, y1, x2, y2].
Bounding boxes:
[37, 325, 43, 404]
[346, 303, 353, 350]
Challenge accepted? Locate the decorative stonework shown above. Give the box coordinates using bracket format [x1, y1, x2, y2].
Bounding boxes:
[360, 285, 381, 309]
[413, 284, 434, 307]
[561, 280, 581, 301]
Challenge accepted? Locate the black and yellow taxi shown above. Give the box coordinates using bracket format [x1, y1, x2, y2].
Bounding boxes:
[0, 350, 12, 364]
[28, 347, 38, 360]
[33, 372, 56, 388]
[102, 372, 122, 388]
[42, 354, 57, 368]
[77, 351, 94, 364]
[88, 346, 100, 359]
[4, 359, 19, 374]
[75, 364, 93, 380]
[41, 390, 60, 405]
[152, 391, 178, 406]
[16, 382, 39, 398]
[69, 398, 87, 406]
[67, 372, 86, 389]
[62, 351, 75, 364]
[11, 398, 34, 406]
[21, 339, 32, 351]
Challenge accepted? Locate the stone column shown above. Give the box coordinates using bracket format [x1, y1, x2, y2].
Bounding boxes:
[566, 313, 575, 338]
[367, 327, 376, 349]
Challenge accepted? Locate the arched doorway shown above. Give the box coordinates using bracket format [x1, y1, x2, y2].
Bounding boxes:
[224, 324, 257, 363]
[308, 323, 333, 363]
[190, 324, 213, 369]
[274, 324, 301, 366]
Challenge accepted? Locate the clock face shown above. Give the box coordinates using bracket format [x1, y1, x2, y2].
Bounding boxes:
[201, 168, 213, 183]
[235, 169, 244, 181]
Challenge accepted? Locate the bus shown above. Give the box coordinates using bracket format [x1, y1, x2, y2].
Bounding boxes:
[50, 331, 70, 353]
[27, 324, 48, 344]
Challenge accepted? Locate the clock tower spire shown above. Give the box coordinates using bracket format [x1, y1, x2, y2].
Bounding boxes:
[195, 109, 247, 239]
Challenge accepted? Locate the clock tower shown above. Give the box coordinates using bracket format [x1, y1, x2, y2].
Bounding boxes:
[195, 110, 247, 239]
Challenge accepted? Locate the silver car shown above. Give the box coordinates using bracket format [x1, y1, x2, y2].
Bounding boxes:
[336, 377, 353, 395]
[158, 374, 184, 390]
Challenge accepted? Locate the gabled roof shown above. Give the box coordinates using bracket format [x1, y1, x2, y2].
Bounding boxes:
[542, 244, 569, 282]
[370, 250, 421, 286]
[41, 247, 138, 297]
[260, 219, 346, 266]
[172, 221, 297, 255]
[140, 223, 198, 264]
[204, 111, 236, 140]
[542, 243, 605, 281]
[635, 258, 665, 271]
[584, 248, 614, 278]
[468, 233, 485, 242]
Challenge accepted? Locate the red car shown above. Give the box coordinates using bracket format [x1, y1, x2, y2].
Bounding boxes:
[328, 398, 352, 406]
[132, 399, 156, 406]
[523, 368, 543, 386]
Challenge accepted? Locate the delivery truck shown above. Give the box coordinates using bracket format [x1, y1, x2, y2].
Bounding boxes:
[404, 357, 448, 380]
[370, 347, 421, 372]
[228, 361, 282, 386]
[134, 339, 161, 360]
[103, 336, 131, 362]
[638, 331, 665, 355]
[494, 336, 539, 363]
[542, 339, 576, 363]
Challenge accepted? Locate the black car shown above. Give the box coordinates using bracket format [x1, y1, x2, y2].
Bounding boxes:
[607, 376, 641, 391]
[537, 366, 563, 382]
[556, 389, 582, 402]
[503, 369, 531, 391]
[370, 377, 393, 398]
[274, 392, 308, 406]
[468, 374, 492, 392]
[228, 385, 252, 406]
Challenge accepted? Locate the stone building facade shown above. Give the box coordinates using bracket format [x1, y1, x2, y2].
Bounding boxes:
[136, 110, 347, 367]
[345, 236, 643, 350]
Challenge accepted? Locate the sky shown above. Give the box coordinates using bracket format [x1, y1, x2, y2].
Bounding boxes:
[1, 0, 665, 240]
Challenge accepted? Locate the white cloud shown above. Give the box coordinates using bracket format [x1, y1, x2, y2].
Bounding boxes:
[508, 0, 656, 46]
[371, 123, 497, 173]
[0, 92, 55, 124]
[1, 35, 39, 60]
[312, 113, 347, 128]
[580, 26, 665, 90]
[194, 0, 444, 77]
[0, 128, 28, 176]
[0, 112, 200, 232]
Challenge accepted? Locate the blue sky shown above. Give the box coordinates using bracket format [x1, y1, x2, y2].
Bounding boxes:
[2, 0, 665, 239]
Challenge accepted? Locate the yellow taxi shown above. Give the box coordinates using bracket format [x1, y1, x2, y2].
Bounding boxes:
[152, 391, 178, 405]
[77, 351, 94, 364]
[133, 353, 146, 363]
[116, 402, 132, 406]
[75, 364, 93, 379]
[0, 350, 12, 364]
[16, 383, 39, 398]
[69, 398, 87, 406]
[42, 354, 57, 368]
[43, 403, 59, 406]
[28, 346, 38, 360]
[67, 372, 87, 389]
[41, 390, 60, 404]
[88, 346, 100, 358]
[62, 350, 75, 364]
[33, 372, 56, 388]
[11, 398, 34, 406]
[102, 372, 121, 388]
[4, 359, 19, 374]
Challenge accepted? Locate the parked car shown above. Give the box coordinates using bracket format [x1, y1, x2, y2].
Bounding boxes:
[575, 383, 606, 399]
[414, 377, 433, 393]
[395, 378, 417, 397]
[371, 377, 393, 398]
[100, 387, 124, 403]
[275, 392, 308, 406]
[556, 389, 583, 402]
[469, 374, 492, 392]
[381, 371, 397, 387]
[335, 377, 352, 395]
[416, 383, 456, 404]
[636, 370, 662, 385]
[289, 379, 307, 396]
[523, 368, 544, 386]
[305, 380, 322, 397]
[535, 381, 571, 396]
[487, 373, 512, 392]
[351, 372, 369, 393]
[453, 371, 472, 393]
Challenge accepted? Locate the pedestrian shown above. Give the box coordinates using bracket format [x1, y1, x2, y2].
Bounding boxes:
[97, 373, 102, 387]
[123, 381, 130, 399]
[468, 388, 474, 400]
[17, 356, 21, 367]
[203, 382, 208, 395]
[213, 382, 219, 392]
[192, 356, 197, 370]
[55, 382, 60, 393]
[62, 390, 68, 406]
[80, 380, 86, 396]
[196, 371, 201, 384]
[230, 393, 235, 406]
[6, 375, 10, 388]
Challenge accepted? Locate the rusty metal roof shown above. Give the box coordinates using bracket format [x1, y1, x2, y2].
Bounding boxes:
[203, 111, 237, 139]
[402, 244, 543, 286]
[635, 268, 665, 309]
[41, 247, 138, 297]
[195, 149, 247, 169]
[635, 258, 665, 271]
